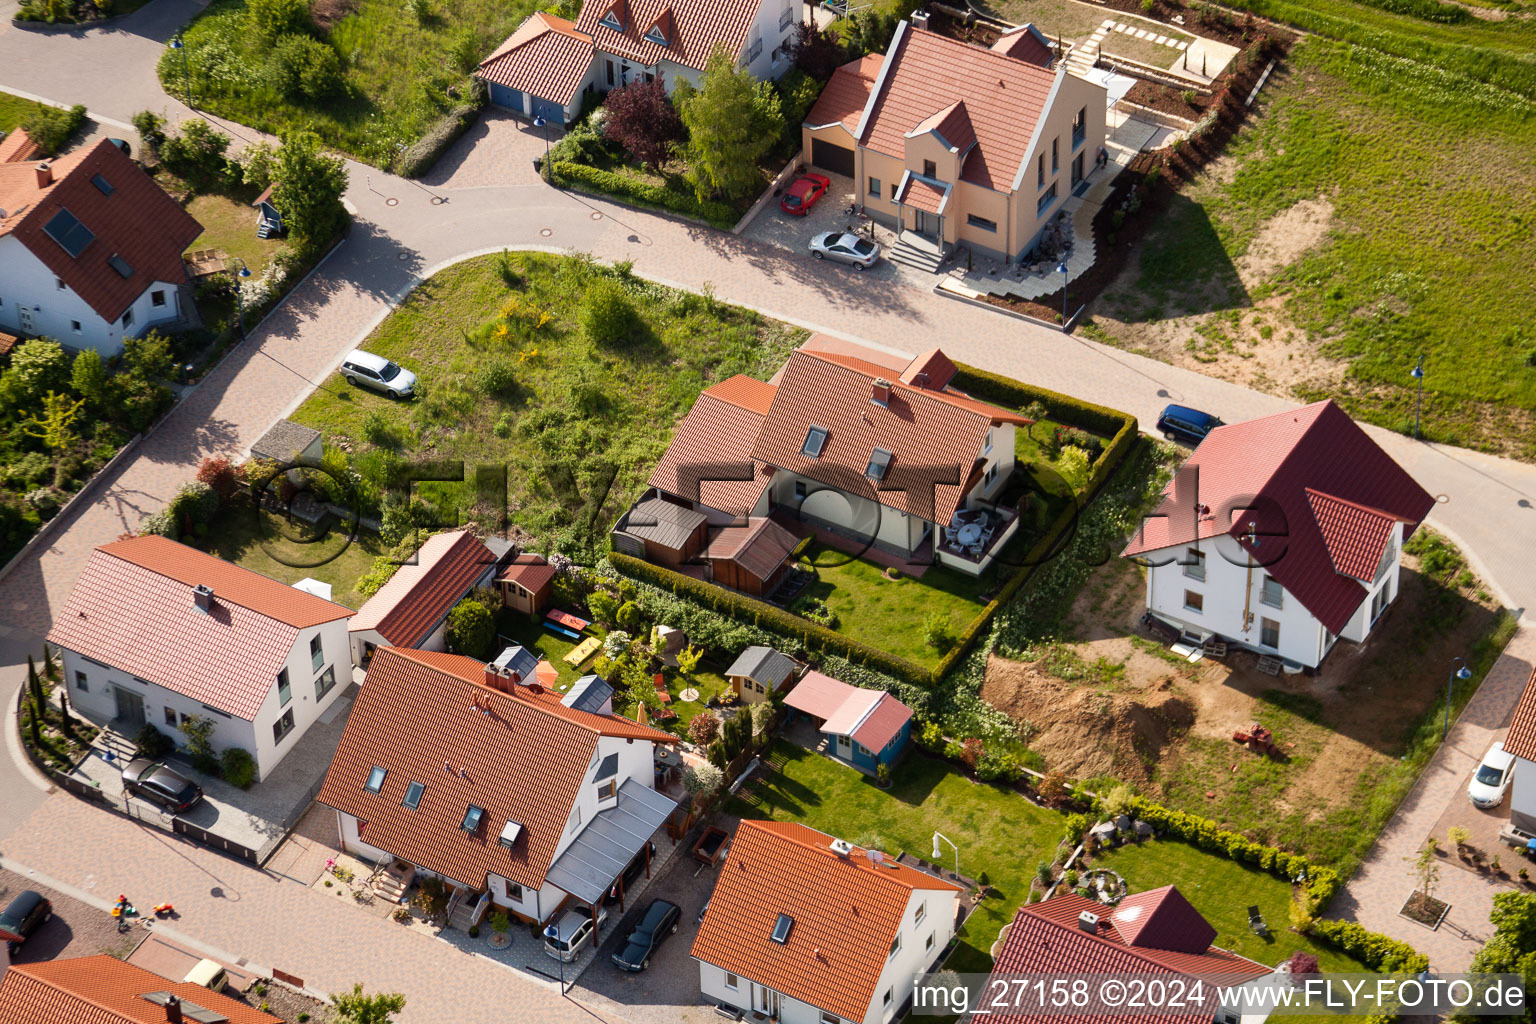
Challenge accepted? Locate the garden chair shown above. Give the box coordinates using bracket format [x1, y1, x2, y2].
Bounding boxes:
[1247, 905, 1268, 937]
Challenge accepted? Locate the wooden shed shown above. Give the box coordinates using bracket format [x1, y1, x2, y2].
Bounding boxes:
[611, 496, 708, 569]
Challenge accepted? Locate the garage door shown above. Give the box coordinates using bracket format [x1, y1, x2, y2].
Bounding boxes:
[488, 82, 524, 113]
[530, 95, 566, 126]
[810, 138, 854, 177]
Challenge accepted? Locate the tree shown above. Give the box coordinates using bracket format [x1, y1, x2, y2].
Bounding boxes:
[1, 337, 71, 408]
[1468, 892, 1535, 1023]
[330, 984, 406, 1024]
[677, 48, 783, 200]
[688, 711, 720, 746]
[588, 590, 619, 625]
[786, 20, 847, 82]
[131, 110, 166, 159]
[602, 78, 684, 172]
[1057, 445, 1091, 492]
[749, 699, 773, 736]
[446, 598, 495, 660]
[161, 119, 231, 187]
[23, 391, 86, 453]
[682, 760, 723, 795]
[242, 141, 277, 189]
[71, 349, 109, 409]
[272, 129, 349, 250]
[26, 655, 45, 723]
[197, 456, 240, 501]
[123, 331, 177, 382]
[1414, 837, 1441, 902]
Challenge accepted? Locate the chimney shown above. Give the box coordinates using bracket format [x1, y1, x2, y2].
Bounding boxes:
[1077, 910, 1100, 934]
[871, 378, 892, 406]
[35, 162, 51, 188]
[192, 583, 214, 612]
[483, 663, 501, 691]
[165, 994, 183, 1024]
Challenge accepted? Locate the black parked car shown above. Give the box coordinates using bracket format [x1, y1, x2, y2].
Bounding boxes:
[0, 890, 52, 955]
[611, 899, 681, 972]
[1156, 404, 1223, 446]
[603, 842, 658, 905]
[123, 758, 203, 814]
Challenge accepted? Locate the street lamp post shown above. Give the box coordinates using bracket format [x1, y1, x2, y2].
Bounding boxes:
[169, 34, 192, 109]
[543, 922, 565, 992]
[231, 257, 252, 340]
[533, 115, 551, 183]
[932, 831, 959, 880]
[1411, 354, 1425, 440]
[1443, 657, 1471, 741]
[1057, 261, 1069, 328]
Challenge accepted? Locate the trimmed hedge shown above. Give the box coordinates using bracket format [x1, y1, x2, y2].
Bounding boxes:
[549, 161, 738, 229]
[397, 86, 484, 178]
[1310, 919, 1429, 973]
[1127, 796, 1341, 914]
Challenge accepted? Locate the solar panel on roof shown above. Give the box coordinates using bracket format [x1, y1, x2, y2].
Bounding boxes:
[42, 207, 95, 258]
[108, 253, 134, 278]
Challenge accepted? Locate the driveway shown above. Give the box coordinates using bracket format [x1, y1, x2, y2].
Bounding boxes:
[570, 831, 732, 1024]
[0, 866, 142, 965]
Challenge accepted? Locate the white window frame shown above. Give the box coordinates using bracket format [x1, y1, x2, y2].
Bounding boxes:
[1183, 547, 1205, 582]
[1260, 574, 1283, 609]
[726, 973, 740, 990]
[1260, 617, 1281, 649]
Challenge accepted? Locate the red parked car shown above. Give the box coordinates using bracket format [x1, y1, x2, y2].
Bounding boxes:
[780, 173, 831, 216]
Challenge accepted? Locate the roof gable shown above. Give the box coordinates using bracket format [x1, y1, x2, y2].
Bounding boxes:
[0, 954, 282, 1024]
[991, 22, 1055, 66]
[477, 12, 596, 106]
[691, 821, 963, 1021]
[1501, 666, 1536, 762]
[1111, 885, 1217, 954]
[649, 387, 776, 516]
[4, 140, 201, 323]
[805, 55, 884, 130]
[574, 0, 760, 72]
[349, 530, 496, 645]
[1306, 488, 1401, 581]
[0, 128, 42, 163]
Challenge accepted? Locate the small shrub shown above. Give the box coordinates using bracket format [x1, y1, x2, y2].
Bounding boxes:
[922, 610, 957, 652]
[615, 600, 643, 631]
[473, 359, 517, 398]
[20, 103, 87, 156]
[266, 35, 345, 101]
[1037, 770, 1070, 807]
[220, 747, 256, 788]
[688, 711, 721, 746]
[1181, 89, 1198, 106]
[1036, 861, 1053, 885]
[134, 723, 175, 759]
[1141, 0, 1155, 10]
[360, 410, 397, 448]
[580, 278, 640, 346]
[1447, 825, 1471, 848]
[683, 760, 724, 795]
[407, 0, 430, 21]
[917, 721, 944, 751]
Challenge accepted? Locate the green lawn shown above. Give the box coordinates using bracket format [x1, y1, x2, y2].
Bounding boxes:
[1093, 840, 1373, 974]
[184, 191, 289, 277]
[983, 0, 1194, 67]
[195, 504, 387, 610]
[0, 92, 51, 134]
[727, 741, 1066, 972]
[165, 0, 540, 167]
[492, 610, 601, 692]
[289, 252, 803, 559]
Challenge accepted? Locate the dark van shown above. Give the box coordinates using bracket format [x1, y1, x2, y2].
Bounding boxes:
[1157, 405, 1223, 445]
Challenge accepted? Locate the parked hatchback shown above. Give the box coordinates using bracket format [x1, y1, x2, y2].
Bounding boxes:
[0, 890, 52, 955]
[1468, 742, 1516, 809]
[603, 842, 658, 906]
[543, 903, 608, 962]
[340, 349, 417, 398]
[809, 231, 880, 270]
[611, 899, 681, 972]
[1156, 404, 1223, 445]
[780, 173, 830, 216]
[122, 758, 203, 814]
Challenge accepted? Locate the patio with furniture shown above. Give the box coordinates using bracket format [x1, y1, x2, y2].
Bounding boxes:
[937, 503, 1021, 568]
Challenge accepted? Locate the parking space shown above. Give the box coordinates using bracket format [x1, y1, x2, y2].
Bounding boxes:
[569, 827, 735, 1024]
[0, 867, 141, 966]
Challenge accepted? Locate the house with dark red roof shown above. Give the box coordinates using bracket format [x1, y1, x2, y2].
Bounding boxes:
[318, 647, 679, 928]
[1122, 400, 1435, 669]
[782, 670, 913, 773]
[46, 535, 354, 783]
[638, 336, 1034, 580]
[693, 821, 964, 1024]
[347, 529, 501, 667]
[1499, 665, 1536, 835]
[0, 135, 201, 355]
[985, 887, 1280, 1024]
[802, 21, 1106, 264]
[0, 953, 282, 1024]
[497, 551, 558, 615]
[477, 0, 799, 125]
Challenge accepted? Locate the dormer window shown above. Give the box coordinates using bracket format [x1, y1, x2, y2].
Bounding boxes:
[365, 766, 387, 793]
[865, 447, 893, 481]
[462, 805, 485, 833]
[645, 24, 667, 45]
[802, 426, 829, 458]
[600, 9, 623, 30]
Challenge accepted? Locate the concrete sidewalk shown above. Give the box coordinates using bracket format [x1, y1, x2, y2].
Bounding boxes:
[1331, 625, 1536, 970]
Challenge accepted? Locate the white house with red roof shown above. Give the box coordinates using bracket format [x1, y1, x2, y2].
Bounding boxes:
[1498, 665, 1536, 835]
[347, 529, 500, 667]
[986, 886, 1280, 1024]
[643, 337, 1034, 577]
[318, 647, 679, 927]
[692, 820, 964, 1024]
[802, 22, 1107, 263]
[1122, 401, 1435, 670]
[46, 536, 354, 782]
[477, 0, 799, 124]
[0, 133, 202, 355]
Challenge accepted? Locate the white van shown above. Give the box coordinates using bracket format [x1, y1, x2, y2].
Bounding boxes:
[183, 958, 228, 992]
[543, 904, 608, 962]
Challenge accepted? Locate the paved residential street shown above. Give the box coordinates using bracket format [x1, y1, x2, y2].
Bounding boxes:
[0, 0, 1534, 1008]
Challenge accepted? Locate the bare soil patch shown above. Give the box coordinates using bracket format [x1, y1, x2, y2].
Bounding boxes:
[311, 0, 357, 32]
[1235, 197, 1334, 289]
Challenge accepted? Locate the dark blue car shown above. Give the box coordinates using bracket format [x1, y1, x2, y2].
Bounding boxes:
[1156, 404, 1223, 445]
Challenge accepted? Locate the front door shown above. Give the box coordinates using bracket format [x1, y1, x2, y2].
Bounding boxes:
[912, 209, 928, 235]
[113, 685, 146, 727]
[17, 306, 34, 333]
[835, 733, 853, 759]
[755, 985, 779, 1016]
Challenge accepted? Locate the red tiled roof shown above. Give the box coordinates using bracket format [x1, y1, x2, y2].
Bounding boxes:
[47, 536, 352, 720]
[992, 23, 1054, 66]
[2, 140, 201, 324]
[691, 821, 963, 1022]
[851, 692, 912, 752]
[703, 517, 799, 581]
[910, 99, 977, 156]
[649, 383, 777, 517]
[1109, 885, 1217, 954]
[784, 671, 911, 751]
[1502, 666, 1536, 762]
[862, 26, 1055, 191]
[0, 954, 281, 1024]
[987, 891, 1271, 1024]
[810, 347, 1028, 425]
[498, 552, 558, 594]
[751, 348, 1015, 525]
[900, 347, 957, 389]
[1122, 401, 1435, 633]
[349, 530, 496, 646]
[897, 174, 949, 214]
[1306, 488, 1401, 581]
[0, 128, 41, 163]
[805, 55, 884, 130]
[319, 647, 674, 891]
[477, 12, 595, 105]
[575, 0, 760, 73]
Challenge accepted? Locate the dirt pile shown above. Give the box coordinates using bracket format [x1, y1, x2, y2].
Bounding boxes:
[982, 653, 1194, 785]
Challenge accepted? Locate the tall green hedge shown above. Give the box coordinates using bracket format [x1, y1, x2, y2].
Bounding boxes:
[1309, 919, 1429, 973]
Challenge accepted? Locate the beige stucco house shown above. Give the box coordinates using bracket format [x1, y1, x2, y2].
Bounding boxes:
[803, 21, 1107, 262]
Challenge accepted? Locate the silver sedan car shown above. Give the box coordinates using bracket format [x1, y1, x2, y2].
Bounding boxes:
[340, 349, 417, 398]
[809, 231, 880, 270]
